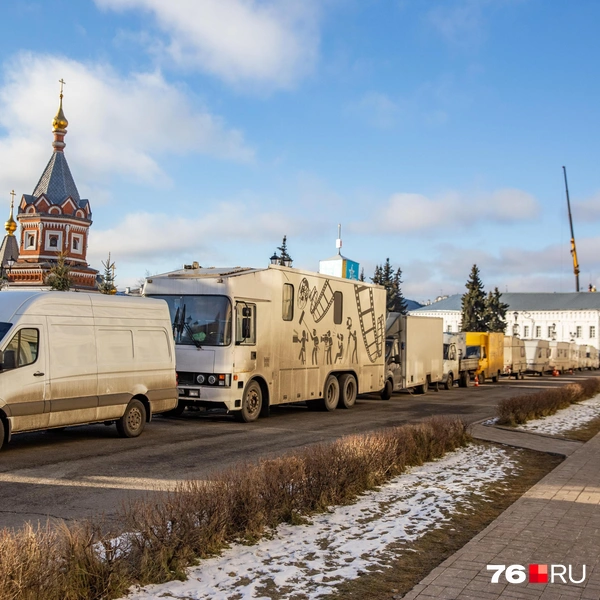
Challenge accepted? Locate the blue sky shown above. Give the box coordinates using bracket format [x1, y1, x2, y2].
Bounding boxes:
[1, 0, 599, 300]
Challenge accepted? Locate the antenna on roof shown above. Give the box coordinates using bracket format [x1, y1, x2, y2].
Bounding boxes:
[336, 223, 342, 255]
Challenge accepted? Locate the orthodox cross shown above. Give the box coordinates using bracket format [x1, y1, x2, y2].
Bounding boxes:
[59, 78, 66, 96]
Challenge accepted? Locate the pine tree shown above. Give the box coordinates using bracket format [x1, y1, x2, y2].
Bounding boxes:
[485, 287, 509, 333]
[359, 268, 365, 282]
[461, 264, 487, 331]
[277, 235, 292, 264]
[98, 253, 117, 294]
[45, 252, 72, 291]
[371, 258, 408, 314]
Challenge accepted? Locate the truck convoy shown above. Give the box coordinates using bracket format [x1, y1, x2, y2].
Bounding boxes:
[382, 314, 444, 397]
[144, 264, 387, 421]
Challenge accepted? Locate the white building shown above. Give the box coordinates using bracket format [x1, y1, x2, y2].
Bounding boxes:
[411, 293, 600, 350]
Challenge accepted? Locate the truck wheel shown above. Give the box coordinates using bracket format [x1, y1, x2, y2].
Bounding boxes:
[320, 375, 339, 411]
[459, 372, 470, 388]
[116, 399, 146, 438]
[491, 372, 498, 383]
[416, 379, 428, 395]
[235, 380, 262, 422]
[338, 374, 357, 409]
[380, 379, 393, 400]
[0, 419, 4, 451]
[444, 374, 453, 390]
[479, 372, 486, 385]
[162, 401, 186, 417]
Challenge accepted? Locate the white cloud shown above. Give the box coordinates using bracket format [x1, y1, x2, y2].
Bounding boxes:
[358, 188, 540, 234]
[0, 52, 254, 197]
[96, 0, 321, 89]
[574, 192, 600, 222]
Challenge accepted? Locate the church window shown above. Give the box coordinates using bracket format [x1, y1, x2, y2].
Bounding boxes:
[25, 232, 37, 249]
[72, 238, 79, 250]
[49, 235, 58, 248]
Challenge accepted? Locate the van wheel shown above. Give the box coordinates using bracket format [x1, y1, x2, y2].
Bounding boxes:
[444, 374, 453, 390]
[235, 380, 262, 423]
[162, 401, 186, 417]
[338, 374, 357, 409]
[380, 378, 393, 400]
[320, 375, 339, 411]
[117, 399, 146, 438]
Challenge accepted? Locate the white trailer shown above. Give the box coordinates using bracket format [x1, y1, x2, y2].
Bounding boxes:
[503, 336, 526, 379]
[523, 339, 550, 376]
[549, 341, 571, 373]
[442, 332, 479, 389]
[144, 264, 386, 421]
[568, 342, 579, 371]
[382, 314, 443, 397]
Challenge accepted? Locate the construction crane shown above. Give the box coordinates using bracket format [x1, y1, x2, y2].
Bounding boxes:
[563, 166, 580, 292]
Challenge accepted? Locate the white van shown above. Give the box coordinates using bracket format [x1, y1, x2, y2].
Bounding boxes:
[0, 291, 177, 450]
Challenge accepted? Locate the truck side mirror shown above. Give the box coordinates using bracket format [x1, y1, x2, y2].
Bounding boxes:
[242, 317, 251, 339]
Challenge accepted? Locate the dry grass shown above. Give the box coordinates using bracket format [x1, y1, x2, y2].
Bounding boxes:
[496, 377, 600, 426]
[0, 416, 470, 600]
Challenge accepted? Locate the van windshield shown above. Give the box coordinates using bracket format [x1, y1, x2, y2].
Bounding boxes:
[150, 295, 232, 346]
[0, 322, 11, 343]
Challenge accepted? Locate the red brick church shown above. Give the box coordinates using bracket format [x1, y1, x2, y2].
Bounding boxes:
[0, 84, 98, 289]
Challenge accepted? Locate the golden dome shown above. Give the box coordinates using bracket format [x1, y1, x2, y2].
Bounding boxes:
[52, 94, 68, 131]
[5, 193, 16, 236]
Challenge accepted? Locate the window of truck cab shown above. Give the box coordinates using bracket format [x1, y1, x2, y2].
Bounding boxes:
[236, 302, 256, 345]
[148, 295, 232, 346]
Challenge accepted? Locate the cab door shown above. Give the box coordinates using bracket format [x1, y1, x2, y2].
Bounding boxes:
[0, 321, 50, 433]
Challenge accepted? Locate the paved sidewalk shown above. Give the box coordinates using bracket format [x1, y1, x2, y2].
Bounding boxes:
[401, 428, 600, 599]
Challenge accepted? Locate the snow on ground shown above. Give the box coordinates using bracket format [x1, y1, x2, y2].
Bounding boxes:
[122, 445, 518, 600]
[518, 394, 600, 435]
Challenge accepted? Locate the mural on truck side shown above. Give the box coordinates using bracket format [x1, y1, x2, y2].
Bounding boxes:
[292, 278, 383, 365]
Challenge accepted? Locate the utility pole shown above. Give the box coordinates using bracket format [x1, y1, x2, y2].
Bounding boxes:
[563, 166, 580, 292]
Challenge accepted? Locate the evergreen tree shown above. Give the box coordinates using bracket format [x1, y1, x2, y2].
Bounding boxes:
[98, 253, 117, 294]
[371, 258, 408, 314]
[485, 287, 509, 333]
[45, 252, 72, 291]
[277, 235, 292, 264]
[461, 264, 487, 331]
[359, 267, 365, 282]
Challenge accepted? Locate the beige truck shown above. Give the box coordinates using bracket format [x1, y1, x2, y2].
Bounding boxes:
[383, 314, 444, 396]
[144, 264, 387, 421]
[503, 336, 526, 379]
[0, 291, 177, 450]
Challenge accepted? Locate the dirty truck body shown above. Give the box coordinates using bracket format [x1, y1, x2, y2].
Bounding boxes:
[465, 332, 504, 384]
[0, 291, 177, 449]
[144, 265, 386, 421]
[503, 335, 526, 379]
[442, 332, 479, 389]
[383, 314, 443, 396]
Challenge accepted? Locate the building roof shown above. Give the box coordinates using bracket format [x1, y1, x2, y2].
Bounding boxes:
[31, 151, 81, 204]
[413, 292, 600, 313]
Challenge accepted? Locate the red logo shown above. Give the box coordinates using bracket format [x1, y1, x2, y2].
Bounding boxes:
[529, 564, 548, 584]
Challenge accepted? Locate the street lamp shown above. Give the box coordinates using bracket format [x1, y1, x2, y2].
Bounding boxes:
[7, 258, 15, 275]
[270, 253, 280, 265]
[512, 311, 519, 336]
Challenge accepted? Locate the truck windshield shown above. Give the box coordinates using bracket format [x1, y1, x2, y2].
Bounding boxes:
[150, 295, 232, 346]
[0, 322, 11, 344]
[464, 345, 481, 359]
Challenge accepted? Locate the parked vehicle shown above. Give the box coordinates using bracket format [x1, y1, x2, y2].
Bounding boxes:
[549, 341, 571, 374]
[523, 339, 550, 375]
[383, 314, 443, 396]
[586, 345, 599, 369]
[577, 345, 587, 370]
[568, 342, 579, 372]
[0, 291, 178, 450]
[503, 336, 526, 379]
[144, 264, 386, 421]
[442, 332, 479, 388]
[465, 332, 504, 383]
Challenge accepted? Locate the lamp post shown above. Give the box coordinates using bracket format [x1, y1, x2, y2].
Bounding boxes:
[7, 258, 14, 276]
[512, 311, 519, 336]
[551, 323, 557, 341]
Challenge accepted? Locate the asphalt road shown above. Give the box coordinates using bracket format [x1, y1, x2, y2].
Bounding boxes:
[0, 372, 594, 531]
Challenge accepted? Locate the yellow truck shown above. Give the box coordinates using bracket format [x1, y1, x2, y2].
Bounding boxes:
[464, 332, 505, 384]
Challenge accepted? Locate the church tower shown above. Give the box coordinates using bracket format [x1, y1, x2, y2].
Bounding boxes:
[9, 81, 98, 289]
